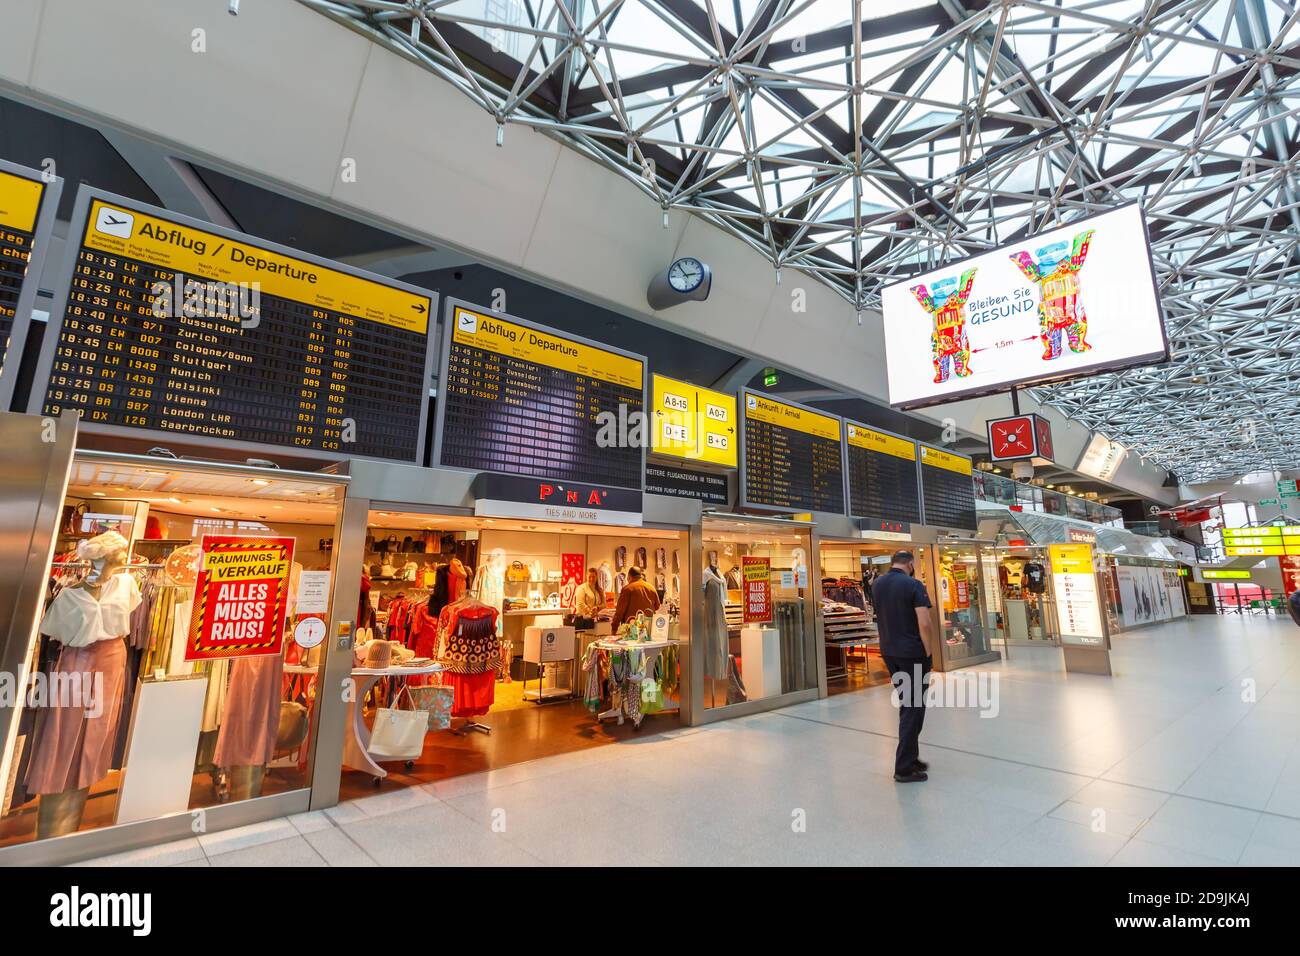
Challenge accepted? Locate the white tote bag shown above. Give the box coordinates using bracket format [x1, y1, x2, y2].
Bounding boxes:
[368, 687, 430, 760]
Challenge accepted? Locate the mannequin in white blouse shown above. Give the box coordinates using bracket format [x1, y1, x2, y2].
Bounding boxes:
[33, 530, 140, 838]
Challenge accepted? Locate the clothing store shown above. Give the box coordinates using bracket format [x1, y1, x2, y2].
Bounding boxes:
[1, 416, 347, 862]
[817, 524, 928, 692]
[309, 458, 698, 803]
[695, 514, 821, 718]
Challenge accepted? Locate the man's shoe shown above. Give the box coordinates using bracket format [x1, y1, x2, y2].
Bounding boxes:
[894, 770, 928, 783]
[913, 760, 929, 772]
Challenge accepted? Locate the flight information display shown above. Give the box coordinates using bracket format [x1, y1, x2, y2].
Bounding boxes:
[34, 189, 436, 462]
[0, 160, 62, 408]
[845, 421, 921, 523]
[919, 444, 977, 529]
[435, 300, 646, 490]
[741, 390, 845, 513]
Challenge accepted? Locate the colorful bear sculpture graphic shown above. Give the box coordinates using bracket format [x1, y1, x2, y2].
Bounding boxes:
[1009, 229, 1095, 360]
[910, 268, 977, 383]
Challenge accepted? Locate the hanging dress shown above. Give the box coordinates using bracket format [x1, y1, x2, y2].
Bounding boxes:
[435, 604, 500, 717]
[702, 568, 730, 680]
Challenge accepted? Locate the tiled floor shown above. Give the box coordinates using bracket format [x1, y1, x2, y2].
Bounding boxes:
[74, 614, 1300, 866]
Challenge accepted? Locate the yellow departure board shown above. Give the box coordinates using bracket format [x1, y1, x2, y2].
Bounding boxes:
[33, 189, 436, 462]
[436, 301, 646, 489]
[0, 160, 62, 409]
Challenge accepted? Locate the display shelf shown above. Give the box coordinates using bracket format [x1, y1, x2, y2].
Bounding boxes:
[822, 607, 876, 645]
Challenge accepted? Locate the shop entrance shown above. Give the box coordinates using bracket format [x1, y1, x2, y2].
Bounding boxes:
[819, 540, 934, 694]
[984, 546, 1056, 645]
[337, 510, 687, 796]
[0, 451, 344, 853]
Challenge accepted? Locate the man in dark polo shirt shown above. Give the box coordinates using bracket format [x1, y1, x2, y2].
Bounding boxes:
[871, 550, 936, 782]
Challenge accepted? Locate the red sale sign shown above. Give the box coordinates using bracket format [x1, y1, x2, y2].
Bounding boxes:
[742, 556, 772, 624]
[185, 535, 295, 661]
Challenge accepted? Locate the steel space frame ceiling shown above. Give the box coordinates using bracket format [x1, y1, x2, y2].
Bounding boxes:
[300, 0, 1300, 484]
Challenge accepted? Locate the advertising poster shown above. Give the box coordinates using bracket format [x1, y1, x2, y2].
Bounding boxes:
[881, 204, 1167, 408]
[560, 553, 585, 609]
[186, 535, 295, 661]
[742, 556, 772, 624]
[1281, 556, 1300, 598]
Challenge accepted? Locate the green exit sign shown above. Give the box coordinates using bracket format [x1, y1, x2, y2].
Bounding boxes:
[763, 368, 779, 387]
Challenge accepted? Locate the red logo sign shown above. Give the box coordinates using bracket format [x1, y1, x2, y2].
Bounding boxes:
[185, 535, 295, 661]
[987, 413, 1055, 463]
[538, 483, 605, 506]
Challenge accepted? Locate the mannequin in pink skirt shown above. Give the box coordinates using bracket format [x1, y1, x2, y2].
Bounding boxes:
[29, 531, 140, 839]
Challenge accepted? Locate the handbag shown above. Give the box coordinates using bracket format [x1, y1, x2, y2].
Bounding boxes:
[406, 681, 453, 731]
[368, 687, 429, 759]
[506, 560, 530, 583]
[275, 701, 310, 755]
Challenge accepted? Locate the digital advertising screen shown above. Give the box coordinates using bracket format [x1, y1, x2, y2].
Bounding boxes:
[881, 203, 1168, 409]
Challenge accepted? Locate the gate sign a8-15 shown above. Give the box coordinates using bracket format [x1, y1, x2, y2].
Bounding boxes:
[880, 204, 1169, 409]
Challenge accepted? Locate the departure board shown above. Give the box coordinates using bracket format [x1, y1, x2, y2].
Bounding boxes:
[435, 300, 646, 490]
[0, 160, 62, 409]
[845, 421, 921, 523]
[919, 444, 977, 529]
[33, 189, 436, 462]
[741, 390, 845, 513]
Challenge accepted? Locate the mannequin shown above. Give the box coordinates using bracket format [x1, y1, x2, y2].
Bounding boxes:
[702, 560, 729, 680]
[213, 562, 299, 801]
[30, 530, 140, 838]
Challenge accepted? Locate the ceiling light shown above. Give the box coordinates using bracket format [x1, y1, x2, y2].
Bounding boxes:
[249, 478, 271, 486]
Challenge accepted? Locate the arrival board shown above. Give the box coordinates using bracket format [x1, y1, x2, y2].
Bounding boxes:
[0, 160, 62, 408]
[436, 301, 646, 490]
[34, 189, 436, 462]
[741, 390, 845, 513]
[845, 422, 921, 524]
[919, 444, 977, 529]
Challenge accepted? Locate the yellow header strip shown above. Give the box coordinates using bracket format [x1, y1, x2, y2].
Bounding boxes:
[847, 423, 915, 460]
[745, 393, 841, 441]
[82, 200, 431, 334]
[919, 445, 973, 475]
[452, 307, 643, 389]
[0, 169, 44, 234]
[1049, 542, 1093, 572]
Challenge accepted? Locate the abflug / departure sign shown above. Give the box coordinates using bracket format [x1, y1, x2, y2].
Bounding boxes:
[35, 190, 436, 462]
[742, 390, 845, 514]
[0, 160, 62, 408]
[436, 300, 646, 490]
[881, 204, 1168, 409]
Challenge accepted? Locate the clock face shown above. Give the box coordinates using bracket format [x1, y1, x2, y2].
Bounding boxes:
[667, 257, 704, 293]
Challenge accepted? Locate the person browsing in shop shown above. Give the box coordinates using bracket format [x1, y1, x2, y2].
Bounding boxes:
[611, 566, 659, 630]
[872, 550, 936, 783]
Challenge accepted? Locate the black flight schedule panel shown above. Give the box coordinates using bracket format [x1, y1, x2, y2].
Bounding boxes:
[436, 302, 645, 489]
[919, 444, 977, 529]
[845, 421, 921, 523]
[36, 191, 435, 462]
[741, 391, 845, 513]
[0, 161, 61, 407]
